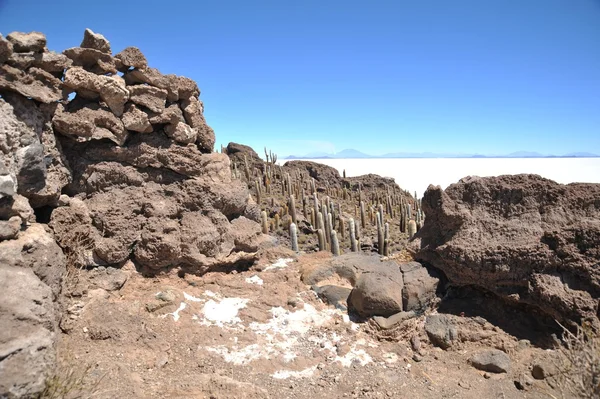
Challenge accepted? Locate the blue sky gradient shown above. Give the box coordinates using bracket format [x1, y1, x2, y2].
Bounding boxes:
[1, 0, 599, 157]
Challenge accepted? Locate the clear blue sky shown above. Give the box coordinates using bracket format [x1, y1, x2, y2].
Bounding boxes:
[1, 0, 599, 157]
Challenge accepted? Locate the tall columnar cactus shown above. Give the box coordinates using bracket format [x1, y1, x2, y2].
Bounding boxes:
[408, 219, 417, 239]
[274, 214, 280, 231]
[255, 180, 261, 204]
[289, 195, 297, 225]
[317, 228, 325, 251]
[310, 178, 316, 194]
[349, 218, 357, 252]
[290, 223, 298, 252]
[260, 211, 268, 234]
[339, 217, 345, 239]
[326, 212, 333, 246]
[377, 213, 384, 255]
[384, 222, 390, 256]
[317, 212, 325, 237]
[331, 230, 340, 256]
[243, 155, 250, 181]
[322, 205, 330, 244]
[303, 197, 308, 220]
[311, 208, 316, 228]
[313, 192, 320, 213]
[360, 200, 366, 228]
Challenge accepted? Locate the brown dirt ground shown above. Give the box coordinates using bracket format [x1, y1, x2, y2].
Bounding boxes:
[56, 251, 562, 399]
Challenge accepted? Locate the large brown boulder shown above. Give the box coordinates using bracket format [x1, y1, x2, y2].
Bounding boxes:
[413, 174, 600, 327]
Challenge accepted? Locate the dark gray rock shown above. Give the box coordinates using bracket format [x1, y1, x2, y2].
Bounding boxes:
[469, 349, 511, 373]
[400, 261, 438, 312]
[425, 314, 458, 349]
[312, 285, 352, 310]
[349, 271, 404, 318]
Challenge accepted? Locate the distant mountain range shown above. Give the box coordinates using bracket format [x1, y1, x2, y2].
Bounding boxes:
[285, 149, 600, 159]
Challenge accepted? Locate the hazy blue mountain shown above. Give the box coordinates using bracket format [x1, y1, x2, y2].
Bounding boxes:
[285, 148, 599, 159]
[505, 151, 545, 158]
[563, 152, 599, 157]
[335, 149, 372, 158]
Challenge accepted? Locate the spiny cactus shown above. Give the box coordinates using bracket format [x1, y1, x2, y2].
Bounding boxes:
[408, 219, 417, 239]
[331, 230, 340, 256]
[290, 223, 298, 252]
[349, 218, 357, 252]
[260, 211, 268, 234]
[377, 213, 384, 255]
[317, 228, 325, 251]
[289, 195, 297, 225]
[360, 200, 366, 229]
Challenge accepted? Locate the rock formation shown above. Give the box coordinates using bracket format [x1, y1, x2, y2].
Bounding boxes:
[0, 29, 266, 397]
[413, 174, 600, 327]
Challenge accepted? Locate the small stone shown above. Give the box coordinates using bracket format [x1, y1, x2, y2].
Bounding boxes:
[425, 314, 458, 349]
[410, 335, 421, 352]
[80, 28, 111, 54]
[115, 46, 147, 70]
[412, 354, 423, 362]
[6, 31, 46, 53]
[469, 349, 511, 373]
[0, 174, 16, 198]
[515, 373, 534, 391]
[532, 362, 557, 380]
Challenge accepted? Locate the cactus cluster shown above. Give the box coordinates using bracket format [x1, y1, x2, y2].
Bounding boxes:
[230, 149, 424, 256]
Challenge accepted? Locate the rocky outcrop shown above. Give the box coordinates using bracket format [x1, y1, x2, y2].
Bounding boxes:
[0, 28, 266, 395]
[413, 174, 600, 327]
[284, 160, 342, 189]
[301, 253, 439, 318]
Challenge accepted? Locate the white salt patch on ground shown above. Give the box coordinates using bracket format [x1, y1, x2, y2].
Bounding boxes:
[200, 297, 249, 327]
[161, 302, 186, 322]
[264, 258, 294, 271]
[335, 348, 372, 367]
[203, 290, 219, 299]
[272, 366, 318, 380]
[382, 352, 399, 364]
[245, 275, 264, 285]
[183, 292, 204, 302]
[203, 299, 373, 373]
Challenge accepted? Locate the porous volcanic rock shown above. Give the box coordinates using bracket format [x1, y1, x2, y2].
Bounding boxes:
[0, 93, 71, 207]
[413, 174, 600, 327]
[6, 31, 46, 53]
[0, 223, 66, 398]
[80, 28, 111, 54]
[0, 64, 63, 103]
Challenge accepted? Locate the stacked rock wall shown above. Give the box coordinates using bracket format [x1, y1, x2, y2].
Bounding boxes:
[0, 29, 264, 397]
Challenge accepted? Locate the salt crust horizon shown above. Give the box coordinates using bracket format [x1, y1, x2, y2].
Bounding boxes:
[284, 157, 600, 197]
